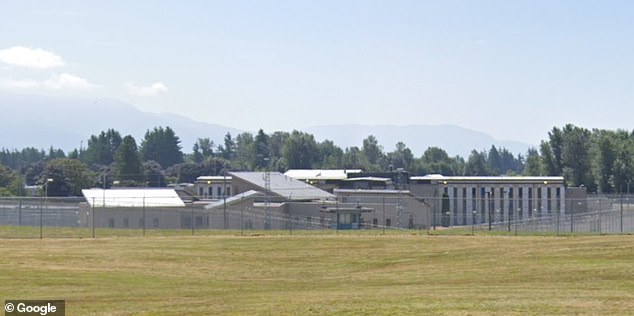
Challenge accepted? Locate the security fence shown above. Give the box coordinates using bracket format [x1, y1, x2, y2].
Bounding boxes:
[0, 194, 632, 238]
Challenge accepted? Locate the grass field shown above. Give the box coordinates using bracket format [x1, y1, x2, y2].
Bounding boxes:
[0, 233, 632, 315]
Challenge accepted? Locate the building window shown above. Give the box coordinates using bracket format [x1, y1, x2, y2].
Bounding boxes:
[217, 187, 222, 197]
[462, 187, 467, 225]
[517, 188, 524, 218]
[528, 188, 533, 217]
[199, 187, 203, 196]
[226, 187, 231, 196]
[537, 187, 543, 216]
[508, 188, 514, 221]
[547, 188, 552, 214]
[385, 218, 391, 227]
[373, 218, 378, 227]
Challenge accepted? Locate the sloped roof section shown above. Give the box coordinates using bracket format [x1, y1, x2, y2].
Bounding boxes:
[231, 172, 335, 201]
[82, 188, 186, 208]
[205, 190, 263, 209]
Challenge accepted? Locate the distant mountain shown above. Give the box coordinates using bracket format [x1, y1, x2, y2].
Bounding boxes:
[0, 94, 242, 153]
[1, 95, 534, 158]
[305, 124, 534, 157]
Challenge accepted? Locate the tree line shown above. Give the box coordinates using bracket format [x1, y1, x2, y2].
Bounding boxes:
[0, 123, 632, 196]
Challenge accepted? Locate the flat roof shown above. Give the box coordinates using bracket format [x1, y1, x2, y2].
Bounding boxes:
[334, 189, 412, 195]
[197, 176, 232, 182]
[284, 169, 362, 180]
[82, 188, 185, 208]
[410, 174, 564, 184]
[343, 177, 391, 182]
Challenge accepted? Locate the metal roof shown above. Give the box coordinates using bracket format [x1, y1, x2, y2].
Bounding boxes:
[197, 176, 232, 181]
[205, 190, 263, 209]
[82, 188, 186, 208]
[284, 169, 362, 180]
[334, 189, 413, 195]
[231, 171, 335, 201]
[410, 174, 564, 184]
[343, 176, 391, 182]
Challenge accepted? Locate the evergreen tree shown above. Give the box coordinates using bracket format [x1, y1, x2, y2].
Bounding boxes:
[115, 135, 143, 184]
[362, 135, 383, 166]
[140, 126, 183, 168]
[523, 148, 541, 176]
[84, 129, 123, 166]
[254, 129, 270, 170]
[218, 132, 236, 161]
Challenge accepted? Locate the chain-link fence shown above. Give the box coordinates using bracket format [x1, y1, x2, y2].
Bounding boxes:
[438, 194, 634, 235]
[0, 194, 632, 238]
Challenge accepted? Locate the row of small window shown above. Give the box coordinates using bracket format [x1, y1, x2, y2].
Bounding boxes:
[304, 216, 412, 228]
[197, 186, 231, 197]
[108, 218, 160, 228]
[444, 187, 562, 199]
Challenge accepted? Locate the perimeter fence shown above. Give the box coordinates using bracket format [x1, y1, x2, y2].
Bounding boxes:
[0, 194, 632, 238]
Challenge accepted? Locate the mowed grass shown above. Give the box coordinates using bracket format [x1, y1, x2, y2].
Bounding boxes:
[0, 233, 632, 315]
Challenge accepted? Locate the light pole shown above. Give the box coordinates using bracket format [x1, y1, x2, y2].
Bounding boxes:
[472, 210, 477, 235]
[223, 169, 228, 229]
[41, 178, 53, 239]
[625, 180, 631, 233]
[263, 157, 271, 230]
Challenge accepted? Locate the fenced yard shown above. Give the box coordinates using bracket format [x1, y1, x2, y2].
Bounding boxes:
[0, 195, 633, 238]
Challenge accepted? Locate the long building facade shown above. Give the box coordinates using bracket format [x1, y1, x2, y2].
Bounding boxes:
[410, 175, 566, 227]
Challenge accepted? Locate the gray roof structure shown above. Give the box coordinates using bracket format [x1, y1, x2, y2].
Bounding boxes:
[284, 169, 362, 180]
[82, 188, 186, 208]
[230, 171, 335, 201]
[205, 190, 263, 209]
[410, 174, 564, 184]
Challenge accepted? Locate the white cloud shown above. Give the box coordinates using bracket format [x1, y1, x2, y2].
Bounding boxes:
[0, 73, 98, 91]
[0, 46, 65, 69]
[1, 79, 40, 89]
[128, 82, 168, 97]
[44, 73, 99, 90]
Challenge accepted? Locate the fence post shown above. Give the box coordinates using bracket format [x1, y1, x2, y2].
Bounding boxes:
[289, 204, 293, 236]
[382, 197, 386, 235]
[18, 197, 22, 226]
[598, 198, 601, 235]
[92, 197, 96, 238]
[191, 205, 195, 236]
[570, 201, 574, 233]
[142, 196, 146, 237]
[39, 195, 43, 239]
[620, 193, 624, 234]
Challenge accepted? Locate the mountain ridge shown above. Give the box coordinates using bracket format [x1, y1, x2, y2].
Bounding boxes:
[1, 94, 534, 157]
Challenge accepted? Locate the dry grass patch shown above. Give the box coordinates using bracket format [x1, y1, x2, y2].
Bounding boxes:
[0, 234, 632, 315]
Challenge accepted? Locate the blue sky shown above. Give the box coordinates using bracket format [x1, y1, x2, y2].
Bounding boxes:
[1, 0, 633, 145]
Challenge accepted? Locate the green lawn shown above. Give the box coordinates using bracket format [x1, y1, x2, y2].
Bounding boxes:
[0, 233, 632, 315]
